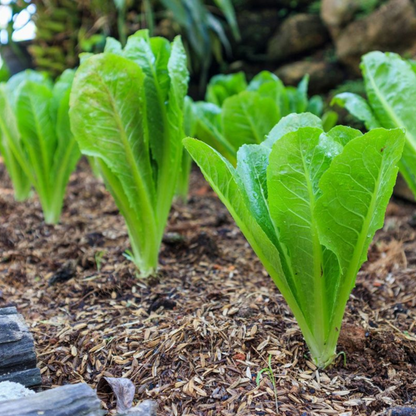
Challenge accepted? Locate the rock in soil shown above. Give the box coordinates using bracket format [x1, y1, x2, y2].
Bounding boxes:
[276, 57, 344, 94]
[321, 0, 362, 34]
[118, 400, 157, 416]
[48, 260, 78, 286]
[0, 381, 35, 402]
[385, 406, 416, 415]
[268, 14, 329, 62]
[335, 0, 416, 72]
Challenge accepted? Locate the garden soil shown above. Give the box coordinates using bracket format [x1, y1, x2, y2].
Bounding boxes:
[1, 159, 416, 416]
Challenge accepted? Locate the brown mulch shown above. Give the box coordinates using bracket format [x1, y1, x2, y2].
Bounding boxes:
[1, 159, 416, 416]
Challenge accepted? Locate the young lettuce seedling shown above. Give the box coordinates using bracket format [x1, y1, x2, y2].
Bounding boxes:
[70, 30, 189, 277]
[332, 51, 416, 198]
[0, 69, 80, 222]
[184, 114, 404, 368]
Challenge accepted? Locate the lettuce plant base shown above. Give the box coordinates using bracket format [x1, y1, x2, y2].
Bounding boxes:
[1, 160, 416, 415]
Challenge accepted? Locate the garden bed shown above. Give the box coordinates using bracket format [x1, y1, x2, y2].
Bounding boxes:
[1, 159, 416, 416]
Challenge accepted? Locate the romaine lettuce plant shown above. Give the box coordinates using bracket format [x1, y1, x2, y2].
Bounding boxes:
[184, 114, 404, 367]
[332, 51, 416, 198]
[0, 69, 80, 222]
[175, 71, 337, 202]
[195, 71, 337, 166]
[0, 71, 48, 202]
[70, 30, 189, 277]
[0, 105, 32, 201]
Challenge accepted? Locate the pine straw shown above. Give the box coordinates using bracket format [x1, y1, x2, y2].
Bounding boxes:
[1, 160, 416, 415]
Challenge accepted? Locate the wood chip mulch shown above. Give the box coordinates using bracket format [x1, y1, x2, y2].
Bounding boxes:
[1, 159, 416, 416]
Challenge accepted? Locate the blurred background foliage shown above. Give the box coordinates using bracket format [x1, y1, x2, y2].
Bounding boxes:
[0, 0, 240, 90]
[0, 0, 413, 104]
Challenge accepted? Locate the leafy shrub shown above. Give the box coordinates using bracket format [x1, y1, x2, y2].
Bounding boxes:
[184, 113, 404, 367]
[70, 30, 189, 277]
[0, 69, 80, 222]
[332, 51, 416, 198]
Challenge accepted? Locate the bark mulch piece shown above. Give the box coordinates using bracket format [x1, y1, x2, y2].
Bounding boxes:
[1, 159, 416, 415]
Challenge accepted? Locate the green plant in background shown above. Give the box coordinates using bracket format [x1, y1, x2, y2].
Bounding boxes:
[175, 70, 338, 202]
[0, 69, 80, 221]
[0, 71, 31, 201]
[196, 71, 337, 165]
[332, 51, 416, 198]
[0, 121, 31, 202]
[27, 0, 238, 88]
[176, 96, 196, 203]
[205, 71, 247, 107]
[142, 0, 239, 90]
[184, 113, 404, 368]
[29, 0, 114, 77]
[0, 60, 10, 83]
[70, 30, 189, 277]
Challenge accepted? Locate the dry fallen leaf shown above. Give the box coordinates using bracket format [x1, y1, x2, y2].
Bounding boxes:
[97, 376, 135, 412]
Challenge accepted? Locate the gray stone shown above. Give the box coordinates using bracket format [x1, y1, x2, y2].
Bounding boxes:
[267, 14, 329, 62]
[384, 405, 416, 415]
[0, 381, 35, 402]
[275, 58, 344, 94]
[118, 400, 157, 416]
[0, 383, 104, 416]
[321, 0, 361, 35]
[335, 0, 416, 73]
[0, 307, 41, 387]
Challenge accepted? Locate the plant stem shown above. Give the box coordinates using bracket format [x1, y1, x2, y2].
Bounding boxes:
[5, 153, 31, 201]
[176, 150, 192, 204]
[98, 160, 159, 277]
[42, 189, 66, 224]
[14, 182, 31, 202]
[125, 219, 159, 278]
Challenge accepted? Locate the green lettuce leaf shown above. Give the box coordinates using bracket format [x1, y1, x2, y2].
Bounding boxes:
[205, 72, 247, 106]
[0, 84, 31, 201]
[0, 70, 80, 221]
[267, 127, 342, 336]
[334, 51, 416, 197]
[184, 118, 404, 368]
[361, 52, 416, 197]
[222, 91, 280, 150]
[70, 53, 156, 253]
[331, 92, 380, 130]
[70, 32, 189, 275]
[263, 112, 323, 148]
